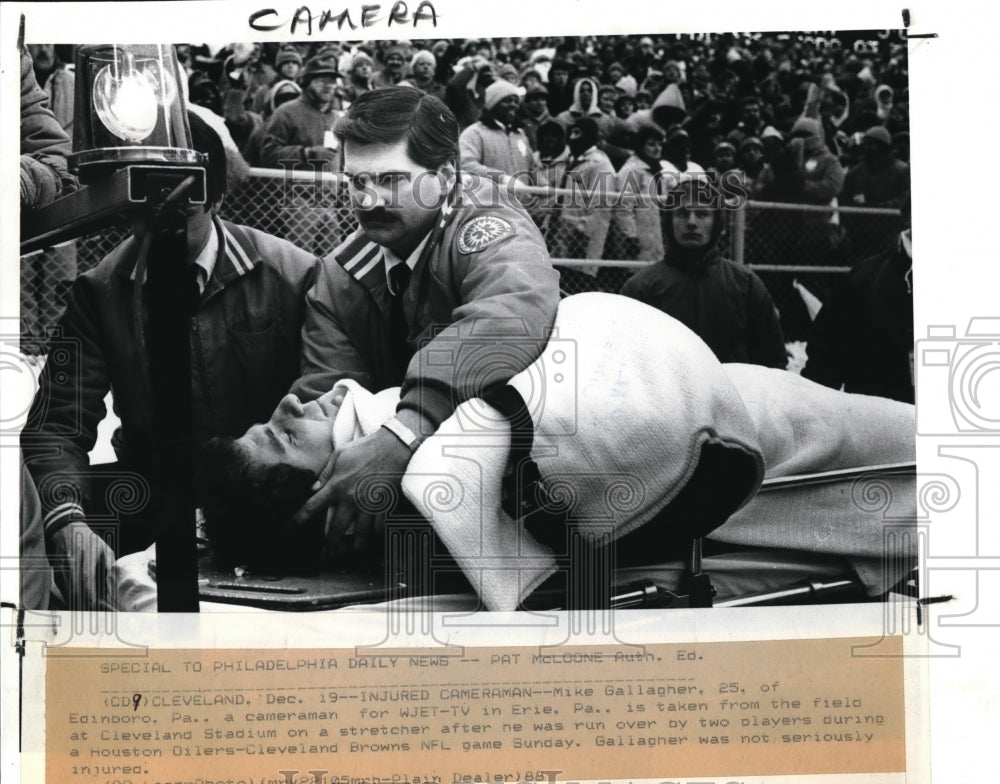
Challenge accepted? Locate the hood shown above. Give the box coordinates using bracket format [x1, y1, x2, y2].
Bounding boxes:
[569, 77, 602, 116]
[662, 175, 725, 271]
[791, 116, 827, 155]
[651, 83, 687, 130]
[536, 119, 567, 159]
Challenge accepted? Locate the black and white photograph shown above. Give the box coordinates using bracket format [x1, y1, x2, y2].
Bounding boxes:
[15, 25, 916, 614]
[1, 1, 996, 782]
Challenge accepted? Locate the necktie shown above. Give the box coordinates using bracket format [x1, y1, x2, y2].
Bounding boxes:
[389, 263, 412, 364]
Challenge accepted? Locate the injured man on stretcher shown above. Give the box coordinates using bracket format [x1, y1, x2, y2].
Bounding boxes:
[118, 293, 918, 611]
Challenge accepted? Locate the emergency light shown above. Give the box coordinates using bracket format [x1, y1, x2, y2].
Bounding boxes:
[71, 44, 202, 182]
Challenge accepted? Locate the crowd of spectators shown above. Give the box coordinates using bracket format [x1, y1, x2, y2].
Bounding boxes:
[25, 33, 912, 368]
[178, 33, 909, 260]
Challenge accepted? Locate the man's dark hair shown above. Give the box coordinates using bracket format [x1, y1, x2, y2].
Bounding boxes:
[197, 437, 324, 573]
[187, 110, 227, 204]
[333, 85, 458, 170]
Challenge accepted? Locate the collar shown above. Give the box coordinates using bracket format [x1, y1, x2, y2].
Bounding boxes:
[127, 217, 258, 292]
[488, 116, 521, 133]
[384, 231, 433, 293]
[337, 203, 454, 294]
[191, 223, 219, 293]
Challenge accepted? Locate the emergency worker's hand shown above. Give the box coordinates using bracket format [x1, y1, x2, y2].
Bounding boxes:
[294, 427, 411, 558]
[49, 521, 116, 610]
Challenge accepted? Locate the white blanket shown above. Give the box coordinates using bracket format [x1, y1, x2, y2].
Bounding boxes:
[403, 294, 916, 610]
[403, 293, 767, 610]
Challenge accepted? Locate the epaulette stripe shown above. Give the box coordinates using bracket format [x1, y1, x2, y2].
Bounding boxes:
[353, 251, 384, 282]
[42, 503, 85, 530]
[222, 225, 256, 275]
[344, 244, 380, 274]
[340, 239, 379, 271]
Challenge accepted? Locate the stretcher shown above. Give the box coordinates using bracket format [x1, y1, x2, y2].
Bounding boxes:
[114, 462, 917, 612]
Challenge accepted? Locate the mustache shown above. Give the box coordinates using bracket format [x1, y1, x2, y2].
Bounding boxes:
[357, 207, 397, 223]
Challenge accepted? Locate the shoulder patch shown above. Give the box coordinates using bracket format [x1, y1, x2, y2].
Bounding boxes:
[456, 215, 515, 254]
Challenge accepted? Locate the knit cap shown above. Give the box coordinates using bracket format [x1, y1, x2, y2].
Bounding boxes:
[485, 79, 524, 110]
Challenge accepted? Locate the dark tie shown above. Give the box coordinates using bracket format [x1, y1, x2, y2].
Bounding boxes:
[389, 263, 412, 365]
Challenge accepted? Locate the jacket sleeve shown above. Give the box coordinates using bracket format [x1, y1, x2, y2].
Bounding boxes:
[291, 261, 378, 401]
[746, 272, 789, 369]
[21, 275, 111, 534]
[20, 50, 75, 206]
[396, 204, 561, 434]
[445, 66, 477, 125]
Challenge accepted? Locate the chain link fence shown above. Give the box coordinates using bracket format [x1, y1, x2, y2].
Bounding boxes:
[20, 168, 903, 351]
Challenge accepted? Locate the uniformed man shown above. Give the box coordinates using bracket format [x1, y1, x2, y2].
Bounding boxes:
[291, 86, 560, 547]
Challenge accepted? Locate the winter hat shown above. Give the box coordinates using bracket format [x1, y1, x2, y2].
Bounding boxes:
[382, 45, 406, 63]
[187, 105, 250, 195]
[351, 51, 374, 70]
[524, 83, 549, 98]
[616, 74, 638, 96]
[269, 79, 302, 113]
[651, 82, 687, 129]
[569, 116, 601, 153]
[484, 79, 524, 110]
[761, 125, 783, 141]
[726, 129, 747, 147]
[275, 47, 303, 70]
[410, 49, 436, 70]
[300, 55, 339, 85]
[790, 116, 823, 140]
[864, 125, 892, 147]
[496, 62, 520, 83]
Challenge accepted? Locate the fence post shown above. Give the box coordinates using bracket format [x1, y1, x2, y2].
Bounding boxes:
[731, 199, 746, 265]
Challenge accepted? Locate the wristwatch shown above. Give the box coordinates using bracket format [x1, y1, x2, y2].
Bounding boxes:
[381, 416, 424, 455]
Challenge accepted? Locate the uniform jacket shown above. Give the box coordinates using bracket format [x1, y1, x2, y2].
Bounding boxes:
[22, 219, 317, 536]
[292, 177, 560, 434]
[620, 248, 787, 368]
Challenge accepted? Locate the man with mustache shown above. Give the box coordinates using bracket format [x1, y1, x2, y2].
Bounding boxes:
[289, 86, 559, 555]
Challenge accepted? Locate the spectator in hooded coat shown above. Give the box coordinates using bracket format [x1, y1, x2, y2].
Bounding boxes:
[550, 117, 616, 261]
[620, 175, 787, 368]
